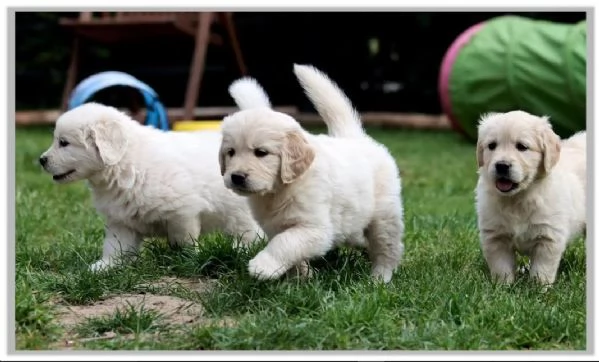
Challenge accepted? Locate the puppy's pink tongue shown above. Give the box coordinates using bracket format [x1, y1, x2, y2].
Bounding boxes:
[496, 179, 514, 192]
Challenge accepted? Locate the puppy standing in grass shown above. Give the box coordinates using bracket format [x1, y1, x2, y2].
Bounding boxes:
[220, 64, 404, 282]
[39, 103, 263, 271]
[475, 111, 586, 285]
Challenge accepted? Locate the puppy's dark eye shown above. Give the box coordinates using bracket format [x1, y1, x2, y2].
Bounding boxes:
[488, 142, 497, 150]
[58, 139, 69, 147]
[254, 148, 268, 158]
[516, 142, 528, 151]
[227, 149, 235, 157]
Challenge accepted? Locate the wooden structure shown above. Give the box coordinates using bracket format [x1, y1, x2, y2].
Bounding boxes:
[59, 12, 248, 119]
[15, 107, 452, 131]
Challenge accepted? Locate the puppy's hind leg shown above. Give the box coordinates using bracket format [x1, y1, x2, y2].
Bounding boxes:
[366, 200, 405, 283]
[167, 216, 202, 248]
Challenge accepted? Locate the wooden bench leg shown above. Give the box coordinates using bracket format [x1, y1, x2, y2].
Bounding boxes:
[220, 12, 248, 76]
[61, 37, 81, 112]
[183, 12, 214, 120]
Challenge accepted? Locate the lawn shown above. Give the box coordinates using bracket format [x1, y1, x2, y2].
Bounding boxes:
[14, 125, 586, 351]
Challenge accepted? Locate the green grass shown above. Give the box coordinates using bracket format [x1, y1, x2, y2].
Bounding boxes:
[74, 301, 164, 337]
[14, 125, 586, 351]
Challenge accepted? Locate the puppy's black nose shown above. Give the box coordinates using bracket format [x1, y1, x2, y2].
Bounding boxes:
[231, 172, 247, 187]
[39, 156, 48, 167]
[495, 162, 511, 175]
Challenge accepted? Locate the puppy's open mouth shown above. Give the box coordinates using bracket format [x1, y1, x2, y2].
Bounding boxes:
[53, 170, 76, 181]
[231, 186, 258, 195]
[495, 177, 518, 193]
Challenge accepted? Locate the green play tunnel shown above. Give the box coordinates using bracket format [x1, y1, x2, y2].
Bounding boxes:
[438, 15, 587, 141]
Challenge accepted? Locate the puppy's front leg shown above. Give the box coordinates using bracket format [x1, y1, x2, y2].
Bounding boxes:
[248, 226, 331, 280]
[481, 234, 516, 284]
[529, 238, 566, 285]
[167, 216, 201, 248]
[90, 223, 142, 272]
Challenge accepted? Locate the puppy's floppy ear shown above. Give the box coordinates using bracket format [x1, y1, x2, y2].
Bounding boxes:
[540, 121, 561, 173]
[476, 140, 484, 168]
[280, 130, 315, 184]
[476, 114, 493, 168]
[89, 117, 128, 166]
[218, 144, 227, 176]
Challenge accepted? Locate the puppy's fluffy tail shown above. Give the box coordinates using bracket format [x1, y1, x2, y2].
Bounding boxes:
[293, 64, 364, 138]
[562, 131, 586, 151]
[228, 77, 272, 110]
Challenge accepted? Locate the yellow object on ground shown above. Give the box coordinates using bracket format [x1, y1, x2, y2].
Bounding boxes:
[172, 120, 222, 132]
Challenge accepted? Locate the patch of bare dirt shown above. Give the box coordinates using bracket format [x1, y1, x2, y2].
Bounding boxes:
[56, 293, 205, 328]
[54, 276, 217, 329]
[135, 276, 218, 293]
[48, 276, 235, 350]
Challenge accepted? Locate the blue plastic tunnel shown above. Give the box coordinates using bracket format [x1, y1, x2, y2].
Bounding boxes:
[67, 71, 170, 131]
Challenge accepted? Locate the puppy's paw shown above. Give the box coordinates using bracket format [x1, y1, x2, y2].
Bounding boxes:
[232, 236, 256, 251]
[286, 260, 313, 280]
[240, 231, 263, 247]
[248, 250, 288, 280]
[371, 265, 394, 283]
[89, 259, 112, 273]
[490, 271, 516, 285]
[530, 272, 556, 287]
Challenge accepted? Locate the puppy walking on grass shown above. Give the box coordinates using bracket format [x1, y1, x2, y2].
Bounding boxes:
[475, 111, 586, 286]
[220, 64, 405, 282]
[39, 103, 263, 272]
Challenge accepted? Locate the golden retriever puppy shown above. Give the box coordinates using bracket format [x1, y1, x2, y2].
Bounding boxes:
[219, 64, 405, 282]
[475, 110, 586, 285]
[39, 103, 263, 271]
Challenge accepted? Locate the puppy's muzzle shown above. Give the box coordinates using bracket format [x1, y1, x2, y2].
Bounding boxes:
[493, 161, 518, 193]
[494, 161, 511, 177]
[39, 156, 48, 167]
[231, 172, 248, 187]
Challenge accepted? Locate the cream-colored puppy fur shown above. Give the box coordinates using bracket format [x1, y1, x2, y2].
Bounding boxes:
[40, 103, 263, 271]
[475, 110, 586, 285]
[220, 64, 404, 282]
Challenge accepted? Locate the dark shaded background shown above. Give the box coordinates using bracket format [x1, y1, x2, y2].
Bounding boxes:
[16, 11, 586, 114]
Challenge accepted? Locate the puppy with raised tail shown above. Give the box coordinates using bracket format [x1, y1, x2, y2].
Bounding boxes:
[475, 111, 586, 285]
[40, 103, 263, 271]
[221, 64, 405, 282]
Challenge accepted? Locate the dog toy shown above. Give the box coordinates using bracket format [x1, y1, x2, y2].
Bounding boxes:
[68, 71, 170, 131]
[439, 16, 586, 141]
